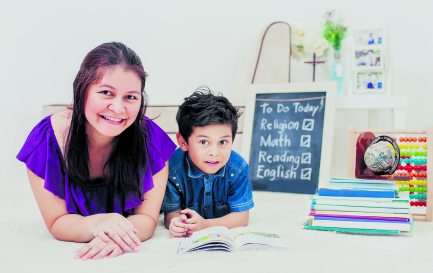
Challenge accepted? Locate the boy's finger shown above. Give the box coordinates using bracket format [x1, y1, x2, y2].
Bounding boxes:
[170, 230, 187, 238]
[171, 223, 188, 233]
[184, 217, 198, 224]
[173, 219, 188, 228]
[185, 223, 197, 230]
[180, 209, 195, 216]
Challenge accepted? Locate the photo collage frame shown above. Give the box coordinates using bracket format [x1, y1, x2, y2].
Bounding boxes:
[352, 28, 387, 95]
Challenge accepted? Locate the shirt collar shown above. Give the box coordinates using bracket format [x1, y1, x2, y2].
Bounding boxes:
[186, 155, 226, 178]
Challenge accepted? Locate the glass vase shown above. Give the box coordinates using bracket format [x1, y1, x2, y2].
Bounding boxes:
[331, 50, 343, 96]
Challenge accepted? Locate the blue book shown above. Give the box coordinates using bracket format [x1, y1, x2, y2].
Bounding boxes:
[316, 188, 396, 198]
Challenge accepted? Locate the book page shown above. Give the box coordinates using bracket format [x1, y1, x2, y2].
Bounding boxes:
[233, 230, 287, 250]
[178, 226, 235, 253]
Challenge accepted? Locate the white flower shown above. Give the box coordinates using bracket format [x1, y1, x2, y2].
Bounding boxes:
[291, 26, 329, 61]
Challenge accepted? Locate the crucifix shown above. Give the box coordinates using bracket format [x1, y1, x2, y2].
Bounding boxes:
[304, 53, 325, 81]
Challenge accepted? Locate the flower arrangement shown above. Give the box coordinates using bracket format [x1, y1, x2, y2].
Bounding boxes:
[322, 10, 348, 52]
[291, 26, 329, 61]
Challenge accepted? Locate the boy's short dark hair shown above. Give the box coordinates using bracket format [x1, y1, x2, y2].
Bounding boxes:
[176, 86, 241, 142]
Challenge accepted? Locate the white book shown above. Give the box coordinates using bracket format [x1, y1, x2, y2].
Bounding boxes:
[312, 204, 410, 214]
[310, 218, 412, 232]
[312, 198, 410, 209]
[311, 210, 411, 219]
[311, 195, 408, 203]
[177, 226, 287, 253]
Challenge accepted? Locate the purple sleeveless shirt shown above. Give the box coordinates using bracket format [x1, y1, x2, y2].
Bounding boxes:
[17, 115, 176, 216]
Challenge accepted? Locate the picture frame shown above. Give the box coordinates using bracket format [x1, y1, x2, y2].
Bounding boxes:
[354, 46, 384, 69]
[353, 70, 386, 94]
[351, 27, 389, 95]
[354, 28, 385, 46]
[242, 82, 336, 194]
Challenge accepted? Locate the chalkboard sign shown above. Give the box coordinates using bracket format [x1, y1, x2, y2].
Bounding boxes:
[242, 83, 336, 194]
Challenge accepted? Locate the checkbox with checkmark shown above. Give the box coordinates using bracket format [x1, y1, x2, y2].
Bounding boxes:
[302, 119, 315, 131]
[300, 135, 311, 147]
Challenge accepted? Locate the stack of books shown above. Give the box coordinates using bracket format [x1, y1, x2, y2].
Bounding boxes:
[304, 178, 412, 235]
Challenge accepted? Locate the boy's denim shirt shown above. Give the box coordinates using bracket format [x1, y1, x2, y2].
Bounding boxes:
[162, 148, 254, 219]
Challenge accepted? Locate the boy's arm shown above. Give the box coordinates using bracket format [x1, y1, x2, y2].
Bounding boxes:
[182, 209, 249, 232]
[205, 210, 249, 228]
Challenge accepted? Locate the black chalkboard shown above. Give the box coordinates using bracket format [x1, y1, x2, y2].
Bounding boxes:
[245, 89, 332, 194]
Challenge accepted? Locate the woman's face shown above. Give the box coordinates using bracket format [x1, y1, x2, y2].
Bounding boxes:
[84, 65, 142, 141]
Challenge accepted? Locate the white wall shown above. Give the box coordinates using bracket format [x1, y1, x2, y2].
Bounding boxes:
[2, 0, 433, 186]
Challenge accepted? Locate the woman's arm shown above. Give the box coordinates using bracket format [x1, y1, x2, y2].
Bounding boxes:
[127, 161, 169, 241]
[27, 168, 139, 249]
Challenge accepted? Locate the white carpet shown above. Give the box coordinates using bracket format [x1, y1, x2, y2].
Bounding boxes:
[1, 184, 433, 273]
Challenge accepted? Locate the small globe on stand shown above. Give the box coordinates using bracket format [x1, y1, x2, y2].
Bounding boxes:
[364, 141, 397, 174]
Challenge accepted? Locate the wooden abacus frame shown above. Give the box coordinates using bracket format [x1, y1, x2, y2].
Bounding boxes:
[348, 127, 433, 221]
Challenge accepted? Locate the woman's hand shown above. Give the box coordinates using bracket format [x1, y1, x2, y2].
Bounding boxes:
[75, 236, 125, 260]
[181, 209, 208, 236]
[92, 213, 141, 252]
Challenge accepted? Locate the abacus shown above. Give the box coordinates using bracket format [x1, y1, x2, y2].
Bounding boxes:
[348, 128, 433, 221]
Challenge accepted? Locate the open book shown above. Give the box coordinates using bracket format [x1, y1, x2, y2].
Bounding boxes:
[178, 226, 286, 253]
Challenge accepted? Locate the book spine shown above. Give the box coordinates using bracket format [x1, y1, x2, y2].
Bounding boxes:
[311, 199, 409, 208]
[311, 204, 409, 214]
[316, 188, 395, 198]
[311, 215, 410, 223]
[310, 219, 412, 232]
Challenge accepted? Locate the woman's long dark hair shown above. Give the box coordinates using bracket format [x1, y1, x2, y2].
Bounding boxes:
[65, 42, 149, 200]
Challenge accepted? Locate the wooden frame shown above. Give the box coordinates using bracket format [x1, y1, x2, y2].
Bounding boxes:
[242, 82, 336, 193]
[348, 127, 433, 221]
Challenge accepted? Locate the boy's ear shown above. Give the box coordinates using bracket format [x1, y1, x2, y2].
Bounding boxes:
[176, 132, 189, 152]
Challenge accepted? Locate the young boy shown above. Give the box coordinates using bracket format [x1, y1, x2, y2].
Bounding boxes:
[161, 87, 254, 238]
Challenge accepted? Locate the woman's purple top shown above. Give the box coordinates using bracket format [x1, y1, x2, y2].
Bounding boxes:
[17, 115, 176, 216]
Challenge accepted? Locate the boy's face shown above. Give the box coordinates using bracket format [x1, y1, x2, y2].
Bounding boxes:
[177, 124, 233, 174]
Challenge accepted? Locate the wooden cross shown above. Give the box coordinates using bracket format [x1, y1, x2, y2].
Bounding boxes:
[304, 53, 325, 81]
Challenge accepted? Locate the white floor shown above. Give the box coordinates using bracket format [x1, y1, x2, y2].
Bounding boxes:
[2, 182, 433, 273]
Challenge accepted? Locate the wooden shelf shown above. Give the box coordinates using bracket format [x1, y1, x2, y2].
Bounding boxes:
[335, 95, 407, 129]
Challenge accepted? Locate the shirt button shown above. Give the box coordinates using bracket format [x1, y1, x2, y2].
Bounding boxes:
[204, 206, 209, 210]
[206, 192, 211, 196]
[205, 175, 209, 179]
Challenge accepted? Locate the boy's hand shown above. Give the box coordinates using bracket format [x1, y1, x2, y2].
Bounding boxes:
[181, 209, 208, 235]
[168, 214, 189, 238]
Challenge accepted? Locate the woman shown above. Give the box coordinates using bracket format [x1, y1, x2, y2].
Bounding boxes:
[17, 42, 176, 259]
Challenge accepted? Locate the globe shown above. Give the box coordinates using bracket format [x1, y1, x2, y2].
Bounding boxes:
[363, 141, 396, 174]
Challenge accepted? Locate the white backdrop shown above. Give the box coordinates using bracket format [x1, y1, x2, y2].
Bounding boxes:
[1, 0, 433, 188]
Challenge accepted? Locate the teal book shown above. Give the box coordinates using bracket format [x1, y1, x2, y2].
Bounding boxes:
[329, 177, 395, 185]
[304, 222, 401, 235]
